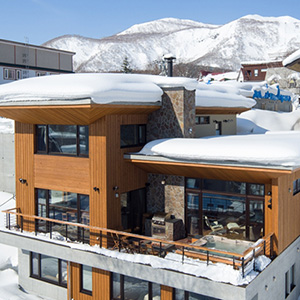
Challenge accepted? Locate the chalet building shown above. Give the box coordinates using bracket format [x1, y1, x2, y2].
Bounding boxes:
[0, 74, 299, 300]
[0, 39, 74, 84]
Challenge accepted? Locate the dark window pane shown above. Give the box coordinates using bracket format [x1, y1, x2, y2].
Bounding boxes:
[121, 125, 137, 147]
[203, 179, 246, 194]
[124, 276, 149, 300]
[31, 252, 39, 276]
[138, 125, 146, 144]
[112, 273, 121, 299]
[81, 265, 92, 293]
[248, 184, 264, 196]
[60, 260, 68, 286]
[48, 125, 77, 155]
[79, 126, 89, 156]
[186, 178, 200, 189]
[36, 125, 47, 152]
[41, 255, 59, 283]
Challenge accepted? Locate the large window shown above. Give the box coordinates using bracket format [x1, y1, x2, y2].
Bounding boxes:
[81, 265, 92, 295]
[186, 178, 264, 241]
[120, 124, 146, 148]
[174, 288, 219, 300]
[30, 252, 67, 287]
[36, 125, 89, 157]
[111, 273, 160, 300]
[36, 189, 89, 242]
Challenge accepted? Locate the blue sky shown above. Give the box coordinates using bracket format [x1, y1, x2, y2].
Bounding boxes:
[1, 0, 300, 45]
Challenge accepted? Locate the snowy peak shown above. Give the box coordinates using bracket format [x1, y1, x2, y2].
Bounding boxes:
[43, 15, 300, 73]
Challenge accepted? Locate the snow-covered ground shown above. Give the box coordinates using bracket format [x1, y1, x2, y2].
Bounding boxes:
[0, 192, 43, 300]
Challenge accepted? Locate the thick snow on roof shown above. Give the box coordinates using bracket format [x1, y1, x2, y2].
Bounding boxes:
[139, 132, 300, 168]
[283, 49, 300, 66]
[237, 109, 300, 134]
[0, 73, 197, 106]
[196, 82, 256, 108]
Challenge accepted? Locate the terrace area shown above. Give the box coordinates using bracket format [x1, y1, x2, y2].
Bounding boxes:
[2, 207, 274, 280]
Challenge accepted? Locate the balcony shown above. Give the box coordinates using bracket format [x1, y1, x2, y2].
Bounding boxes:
[2, 208, 274, 278]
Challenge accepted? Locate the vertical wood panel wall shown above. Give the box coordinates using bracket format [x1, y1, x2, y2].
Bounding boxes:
[161, 285, 174, 300]
[15, 122, 35, 230]
[89, 115, 148, 231]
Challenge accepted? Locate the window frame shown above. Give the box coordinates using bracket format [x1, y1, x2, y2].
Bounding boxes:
[80, 265, 93, 296]
[120, 124, 147, 148]
[35, 124, 89, 157]
[195, 116, 210, 125]
[3, 68, 15, 80]
[30, 252, 67, 288]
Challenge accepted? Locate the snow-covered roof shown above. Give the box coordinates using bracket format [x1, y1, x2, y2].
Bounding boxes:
[138, 132, 300, 168]
[0, 73, 197, 106]
[196, 82, 256, 108]
[241, 60, 282, 66]
[283, 49, 300, 67]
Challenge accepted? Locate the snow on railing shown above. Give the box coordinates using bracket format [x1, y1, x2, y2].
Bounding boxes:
[2, 208, 274, 277]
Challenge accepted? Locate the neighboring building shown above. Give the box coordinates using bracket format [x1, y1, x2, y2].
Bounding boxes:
[240, 61, 283, 82]
[0, 74, 299, 300]
[0, 39, 75, 193]
[0, 39, 74, 84]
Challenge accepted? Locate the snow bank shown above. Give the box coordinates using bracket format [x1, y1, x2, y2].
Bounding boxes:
[0, 73, 198, 105]
[139, 132, 300, 167]
[237, 109, 300, 134]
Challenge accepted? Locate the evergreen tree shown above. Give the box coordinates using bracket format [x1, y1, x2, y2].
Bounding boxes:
[122, 56, 132, 73]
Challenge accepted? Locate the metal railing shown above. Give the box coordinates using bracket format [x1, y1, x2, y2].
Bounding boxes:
[2, 208, 274, 277]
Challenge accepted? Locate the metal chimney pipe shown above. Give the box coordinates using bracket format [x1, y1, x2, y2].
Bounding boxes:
[163, 54, 176, 77]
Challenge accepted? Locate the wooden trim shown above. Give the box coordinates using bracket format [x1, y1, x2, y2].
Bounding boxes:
[196, 107, 251, 115]
[161, 285, 174, 300]
[127, 158, 291, 184]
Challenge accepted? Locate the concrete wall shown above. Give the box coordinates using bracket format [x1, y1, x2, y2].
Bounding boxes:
[18, 249, 67, 300]
[195, 114, 237, 137]
[245, 236, 300, 300]
[0, 133, 15, 194]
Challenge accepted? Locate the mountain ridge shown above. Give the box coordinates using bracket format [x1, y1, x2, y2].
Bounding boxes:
[43, 15, 300, 73]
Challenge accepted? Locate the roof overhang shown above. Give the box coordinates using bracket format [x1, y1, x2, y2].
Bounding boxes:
[284, 60, 300, 72]
[0, 102, 161, 125]
[196, 107, 251, 115]
[125, 154, 293, 184]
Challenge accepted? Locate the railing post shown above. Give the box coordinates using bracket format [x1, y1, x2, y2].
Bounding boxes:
[21, 216, 23, 233]
[182, 246, 185, 264]
[50, 222, 53, 239]
[118, 235, 121, 252]
[263, 240, 266, 256]
[206, 251, 209, 266]
[99, 231, 102, 248]
[66, 224, 68, 241]
[253, 249, 256, 271]
[233, 256, 235, 269]
[242, 257, 245, 278]
[270, 234, 273, 257]
[8, 213, 10, 230]
[159, 242, 162, 257]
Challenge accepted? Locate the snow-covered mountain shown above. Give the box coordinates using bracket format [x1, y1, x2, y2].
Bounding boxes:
[43, 15, 300, 73]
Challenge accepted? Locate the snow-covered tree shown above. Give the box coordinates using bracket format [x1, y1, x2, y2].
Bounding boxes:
[121, 57, 132, 73]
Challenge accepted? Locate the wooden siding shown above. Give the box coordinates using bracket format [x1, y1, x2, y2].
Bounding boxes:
[196, 107, 250, 115]
[161, 285, 174, 300]
[90, 115, 148, 231]
[34, 155, 90, 194]
[0, 104, 160, 125]
[275, 170, 300, 253]
[70, 263, 111, 300]
[128, 158, 291, 184]
[15, 122, 35, 230]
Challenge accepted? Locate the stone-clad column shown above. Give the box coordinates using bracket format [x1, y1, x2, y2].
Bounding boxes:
[146, 87, 195, 232]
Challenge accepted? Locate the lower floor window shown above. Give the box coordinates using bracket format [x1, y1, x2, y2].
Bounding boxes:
[30, 252, 67, 287]
[81, 265, 92, 295]
[112, 273, 160, 300]
[174, 288, 219, 300]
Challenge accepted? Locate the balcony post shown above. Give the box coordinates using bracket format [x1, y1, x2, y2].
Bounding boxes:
[21, 216, 23, 233]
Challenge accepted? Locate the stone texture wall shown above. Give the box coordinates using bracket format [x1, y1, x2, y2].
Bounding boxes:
[146, 87, 196, 231]
[147, 88, 195, 141]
